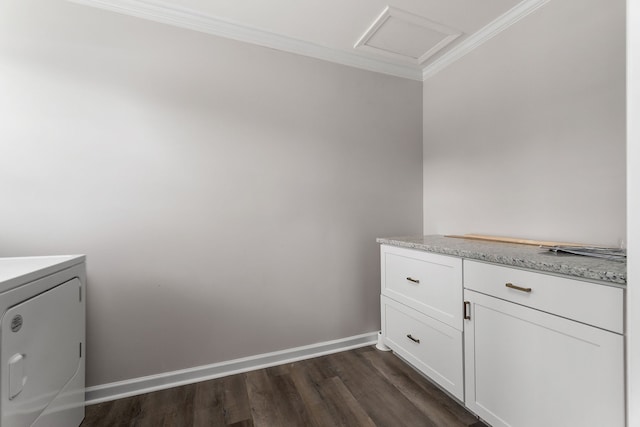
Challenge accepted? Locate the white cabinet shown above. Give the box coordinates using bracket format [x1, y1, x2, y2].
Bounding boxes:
[380, 245, 464, 400]
[463, 260, 625, 427]
[378, 243, 626, 427]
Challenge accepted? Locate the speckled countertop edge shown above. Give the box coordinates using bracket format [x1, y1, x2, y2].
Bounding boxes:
[377, 235, 626, 287]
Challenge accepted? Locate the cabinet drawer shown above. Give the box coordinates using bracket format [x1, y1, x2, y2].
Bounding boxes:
[381, 296, 463, 401]
[463, 260, 624, 333]
[381, 245, 462, 330]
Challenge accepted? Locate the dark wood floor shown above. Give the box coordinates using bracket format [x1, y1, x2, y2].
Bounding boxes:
[81, 346, 485, 427]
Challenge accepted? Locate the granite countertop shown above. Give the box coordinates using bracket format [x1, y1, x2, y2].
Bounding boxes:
[377, 235, 626, 287]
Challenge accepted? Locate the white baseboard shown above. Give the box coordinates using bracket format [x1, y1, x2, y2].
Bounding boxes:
[85, 331, 378, 405]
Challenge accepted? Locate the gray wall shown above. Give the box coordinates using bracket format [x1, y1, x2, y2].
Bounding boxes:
[0, 0, 423, 386]
[423, 0, 626, 246]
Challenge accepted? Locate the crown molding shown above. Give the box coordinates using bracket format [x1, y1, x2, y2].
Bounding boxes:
[68, 0, 549, 82]
[422, 0, 551, 80]
[67, 0, 423, 81]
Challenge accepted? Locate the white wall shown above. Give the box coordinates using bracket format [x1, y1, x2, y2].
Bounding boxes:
[627, 0, 639, 424]
[422, 0, 626, 246]
[0, 0, 423, 386]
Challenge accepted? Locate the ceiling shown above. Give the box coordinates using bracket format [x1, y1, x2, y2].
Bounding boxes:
[67, 0, 549, 81]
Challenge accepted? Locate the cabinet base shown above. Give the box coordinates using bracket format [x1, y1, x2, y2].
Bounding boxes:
[375, 331, 391, 351]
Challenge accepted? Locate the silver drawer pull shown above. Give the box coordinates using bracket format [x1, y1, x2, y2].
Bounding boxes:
[406, 277, 420, 284]
[406, 334, 420, 344]
[505, 282, 532, 293]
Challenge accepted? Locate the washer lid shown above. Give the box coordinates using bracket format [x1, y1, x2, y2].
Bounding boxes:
[0, 256, 85, 294]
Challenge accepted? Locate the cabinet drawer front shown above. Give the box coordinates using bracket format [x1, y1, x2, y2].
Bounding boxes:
[463, 260, 623, 333]
[381, 245, 462, 330]
[381, 296, 463, 401]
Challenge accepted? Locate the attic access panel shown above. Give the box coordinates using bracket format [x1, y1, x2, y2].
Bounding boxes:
[355, 6, 462, 65]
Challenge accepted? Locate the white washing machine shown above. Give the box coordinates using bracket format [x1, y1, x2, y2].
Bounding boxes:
[0, 256, 86, 427]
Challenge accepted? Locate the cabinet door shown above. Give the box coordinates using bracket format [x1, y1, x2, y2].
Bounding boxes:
[464, 290, 624, 427]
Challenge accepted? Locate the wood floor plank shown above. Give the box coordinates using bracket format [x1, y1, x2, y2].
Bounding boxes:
[134, 385, 195, 427]
[244, 369, 283, 427]
[82, 395, 143, 427]
[361, 348, 476, 426]
[268, 371, 317, 426]
[79, 401, 112, 426]
[307, 352, 340, 380]
[317, 376, 377, 427]
[227, 420, 254, 427]
[288, 360, 330, 410]
[380, 353, 478, 426]
[326, 349, 439, 427]
[288, 367, 331, 426]
[159, 411, 192, 427]
[265, 363, 290, 377]
[222, 374, 253, 425]
[192, 378, 226, 426]
[138, 383, 195, 418]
